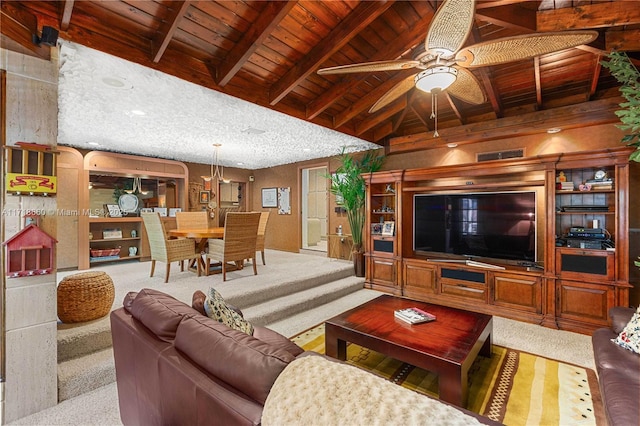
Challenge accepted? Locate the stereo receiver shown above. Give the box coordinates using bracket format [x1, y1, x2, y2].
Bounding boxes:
[566, 227, 607, 239]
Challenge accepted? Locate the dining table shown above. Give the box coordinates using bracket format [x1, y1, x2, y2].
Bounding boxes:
[168, 227, 224, 274]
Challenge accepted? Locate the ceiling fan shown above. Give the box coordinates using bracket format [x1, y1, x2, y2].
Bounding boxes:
[317, 0, 598, 136]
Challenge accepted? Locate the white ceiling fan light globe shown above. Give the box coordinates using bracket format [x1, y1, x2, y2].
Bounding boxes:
[414, 67, 458, 93]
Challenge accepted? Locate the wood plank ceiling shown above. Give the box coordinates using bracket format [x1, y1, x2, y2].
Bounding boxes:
[2, 0, 640, 151]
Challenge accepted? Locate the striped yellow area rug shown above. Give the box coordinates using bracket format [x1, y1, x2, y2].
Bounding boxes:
[292, 324, 605, 426]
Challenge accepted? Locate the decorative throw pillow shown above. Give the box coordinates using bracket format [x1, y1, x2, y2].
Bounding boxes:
[612, 305, 640, 354]
[203, 287, 254, 335]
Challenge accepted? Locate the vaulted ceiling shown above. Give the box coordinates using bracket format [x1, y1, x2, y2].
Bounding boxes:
[2, 0, 640, 155]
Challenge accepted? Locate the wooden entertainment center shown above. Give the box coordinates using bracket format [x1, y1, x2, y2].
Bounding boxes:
[364, 147, 633, 334]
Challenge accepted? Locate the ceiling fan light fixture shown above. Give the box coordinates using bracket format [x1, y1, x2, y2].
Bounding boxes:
[414, 67, 458, 93]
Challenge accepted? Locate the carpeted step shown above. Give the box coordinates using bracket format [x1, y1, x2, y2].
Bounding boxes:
[241, 276, 365, 326]
[54, 256, 357, 405]
[57, 316, 112, 362]
[265, 288, 383, 338]
[223, 263, 354, 309]
[57, 347, 116, 402]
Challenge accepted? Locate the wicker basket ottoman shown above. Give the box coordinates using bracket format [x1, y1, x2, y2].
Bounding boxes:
[57, 271, 115, 323]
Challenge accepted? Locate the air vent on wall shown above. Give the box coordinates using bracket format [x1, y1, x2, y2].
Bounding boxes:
[477, 149, 524, 162]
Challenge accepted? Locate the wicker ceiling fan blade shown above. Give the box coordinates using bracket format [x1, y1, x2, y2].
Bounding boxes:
[446, 68, 486, 105]
[369, 74, 417, 113]
[425, 0, 476, 57]
[455, 31, 599, 68]
[317, 60, 419, 75]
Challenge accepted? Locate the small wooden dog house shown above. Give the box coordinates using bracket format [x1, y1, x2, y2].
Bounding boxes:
[3, 224, 57, 277]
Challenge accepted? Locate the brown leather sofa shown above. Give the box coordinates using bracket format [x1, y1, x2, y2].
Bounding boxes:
[592, 307, 640, 426]
[111, 288, 497, 425]
[110, 288, 305, 425]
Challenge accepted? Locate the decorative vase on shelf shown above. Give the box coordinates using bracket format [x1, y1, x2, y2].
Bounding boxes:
[128, 246, 137, 256]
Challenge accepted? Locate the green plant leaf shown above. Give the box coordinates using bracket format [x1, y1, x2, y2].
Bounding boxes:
[327, 147, 384, 246]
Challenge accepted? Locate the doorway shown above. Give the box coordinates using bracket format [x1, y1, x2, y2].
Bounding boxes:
[301, 166, 328, 252]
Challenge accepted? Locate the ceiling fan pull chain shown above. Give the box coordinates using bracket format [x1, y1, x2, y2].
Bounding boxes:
[432, 92, 439, 138]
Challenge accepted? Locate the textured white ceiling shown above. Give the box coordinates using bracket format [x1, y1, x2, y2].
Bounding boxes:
[57, 40, 379, 170]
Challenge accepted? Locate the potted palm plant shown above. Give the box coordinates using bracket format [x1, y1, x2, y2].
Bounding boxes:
[602, 52, 640, 270]
[329, 148, 384, 276]
[601, 51, 640, 161]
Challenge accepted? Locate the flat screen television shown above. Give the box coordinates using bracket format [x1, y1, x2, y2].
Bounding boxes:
[413, 191, 536, 263]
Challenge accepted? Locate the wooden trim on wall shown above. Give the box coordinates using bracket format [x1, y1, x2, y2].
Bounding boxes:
[1, 68, 7, 392]
[389, 97, 622, 154]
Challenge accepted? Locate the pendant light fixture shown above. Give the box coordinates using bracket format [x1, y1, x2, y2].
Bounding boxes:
[125, 177, 147, 195]
[211, 143, 230, 183]
[414, 65, 458, 138]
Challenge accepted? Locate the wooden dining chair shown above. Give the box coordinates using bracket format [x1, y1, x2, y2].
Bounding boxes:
[255, 211, 270, 265]
[176, 211, 210, 257]
[205, 212, 260, 281]
[141, 212, 202, 283]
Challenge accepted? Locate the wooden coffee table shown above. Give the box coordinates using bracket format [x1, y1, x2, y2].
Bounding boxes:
[325, 294, 492, 408]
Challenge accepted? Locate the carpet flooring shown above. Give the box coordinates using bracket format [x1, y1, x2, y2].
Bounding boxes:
[292, 324, 605, 426]
[9, 250, 597, 425]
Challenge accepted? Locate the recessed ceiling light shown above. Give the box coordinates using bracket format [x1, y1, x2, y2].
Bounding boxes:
[242, 127, 265, 135]
[130, 110, 146, 116]
[446, 143, 458, 148]
[303, 148, 311, 152]
[101, 77, 125, 88]
[87, 142, 100, 146]
[547, 127, 562, 134]
[236, 162, 244, 166]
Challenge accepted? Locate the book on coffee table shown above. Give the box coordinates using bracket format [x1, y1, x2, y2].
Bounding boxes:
[394, 307, 436, 324]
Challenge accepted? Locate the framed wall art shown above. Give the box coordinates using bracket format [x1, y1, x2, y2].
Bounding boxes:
[199, 191, 210, 204]
[262, 188, 278, 208]
[278, 187, 291, 215]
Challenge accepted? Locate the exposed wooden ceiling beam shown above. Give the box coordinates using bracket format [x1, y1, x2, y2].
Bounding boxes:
[306, 4, 435, 120]
[411, 105, 431, 130]
[356, 97, 407, 136]
[333, 70, 414, 128]
[217, 1, 296, 87]
[589, 54, 602, 100]
[268, 0, 394, 106]
[373, 121, 393, 142]
[59, 0, 74, 31]
[389, 97, 622, 154]
[534, 56, 542, 108]
[537, 3, 640, 31]
[475, 5, 537, 32]
[0, 2, 50, 60]
[393, 92, 416, 132]
[151, 0, 191, 63]
[475, 0, 538, 9]
[606, 29, 640, 52]
[445, 93, 466, 125]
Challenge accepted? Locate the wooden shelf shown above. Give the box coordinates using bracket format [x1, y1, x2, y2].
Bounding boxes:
[556, 190, 614, 194]
[90, 237, 141, 243]
[90, 255, 141, 263]
[89, 217, 142, 223]
[557, 211, 614, 215]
